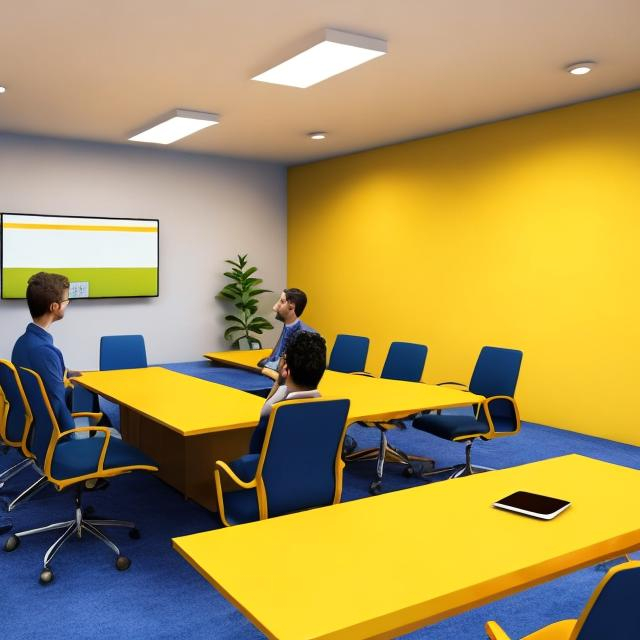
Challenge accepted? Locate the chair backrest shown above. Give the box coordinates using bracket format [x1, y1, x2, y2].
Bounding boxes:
[469, 346, 522, 398]
[17, 367, 60, 466]
[100, 335, 147, 371]
[258, 398, 350, 519]
[574, 561, 640, 639]
[380, 342, 428, 382]
[328, 334, 370, 373]
[469, 346, 522, 432]
[0, 359, 33, 451]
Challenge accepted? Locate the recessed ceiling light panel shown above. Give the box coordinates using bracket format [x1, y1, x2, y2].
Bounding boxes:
[566, 61, 595, 75]
[0, 86, 6, 94]
[252, 28, 387, 88]
[308, 132, 327, 140]
[129, 109, 219, 144]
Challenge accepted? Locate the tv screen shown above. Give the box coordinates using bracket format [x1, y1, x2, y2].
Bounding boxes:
[1, 213, 159, 299]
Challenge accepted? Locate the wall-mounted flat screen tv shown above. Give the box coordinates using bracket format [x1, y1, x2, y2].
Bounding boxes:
[1, 213, 159, 299]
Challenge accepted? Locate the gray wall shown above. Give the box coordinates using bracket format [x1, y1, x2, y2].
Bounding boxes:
[0, 133, 287, 369]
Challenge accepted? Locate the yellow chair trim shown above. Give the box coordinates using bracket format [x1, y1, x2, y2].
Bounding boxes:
[215, 396, 349, 526]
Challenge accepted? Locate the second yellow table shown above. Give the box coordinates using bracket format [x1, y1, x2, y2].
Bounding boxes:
[174, 454, 640, 639]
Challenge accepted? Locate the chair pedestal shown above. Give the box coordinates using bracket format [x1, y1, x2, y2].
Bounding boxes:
[6, 474, 49, 511]
[420, 440, 493, 481]
[4, 486, 138, 584]
[0, 458, 34, 488]
[346, 422, 435, 494]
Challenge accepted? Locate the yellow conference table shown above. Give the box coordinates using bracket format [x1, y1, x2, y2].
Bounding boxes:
[173, 454, 640, 640]
[204, 348, 482, 420]
[77, 361, 481, 511]
[204, 348, 272, 373]
[77, 367, 264, 511]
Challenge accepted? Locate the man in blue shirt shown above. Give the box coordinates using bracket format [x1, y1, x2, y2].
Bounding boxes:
[2, 273, 78, 532]
[258, 288, 315, 378]
[11, 272, 78, 433]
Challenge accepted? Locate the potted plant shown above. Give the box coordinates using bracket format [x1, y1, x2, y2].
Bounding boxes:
[217, 254, 274, 349]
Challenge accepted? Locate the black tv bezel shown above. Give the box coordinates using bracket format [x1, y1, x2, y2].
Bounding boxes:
[0, 211, 160, 300]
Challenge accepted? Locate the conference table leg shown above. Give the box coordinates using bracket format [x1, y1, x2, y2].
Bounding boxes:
[119, 407, 253, 512]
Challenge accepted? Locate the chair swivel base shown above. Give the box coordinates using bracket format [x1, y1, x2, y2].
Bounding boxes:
[6, 474, 49, 512]
[418, 440, 494, 481]
[346, 430, 435, 495]
[0, 457, 35, 489]
[3, 486, 139, 584]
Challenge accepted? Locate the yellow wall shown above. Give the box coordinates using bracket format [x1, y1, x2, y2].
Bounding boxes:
[288, 90, 640, 446]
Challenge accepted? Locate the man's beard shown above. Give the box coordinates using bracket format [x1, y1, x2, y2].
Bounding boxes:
[275, 311, 285, 322]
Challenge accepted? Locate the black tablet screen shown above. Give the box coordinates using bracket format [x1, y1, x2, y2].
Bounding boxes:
[495, 491, 570, 516]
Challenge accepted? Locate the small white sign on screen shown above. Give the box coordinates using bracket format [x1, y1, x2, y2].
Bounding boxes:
[69, 281, 89, 298]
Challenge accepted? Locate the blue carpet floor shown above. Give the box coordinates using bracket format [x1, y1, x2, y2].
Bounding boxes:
[1, 409, 639, 640]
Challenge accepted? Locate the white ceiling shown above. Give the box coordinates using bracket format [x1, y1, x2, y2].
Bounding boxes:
[1, 1, 639, 165]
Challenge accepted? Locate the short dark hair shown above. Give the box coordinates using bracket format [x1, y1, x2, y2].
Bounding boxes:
[283, 288, 307, 316]
[26, 272, 70, 318]
[285, 331, 326, 389]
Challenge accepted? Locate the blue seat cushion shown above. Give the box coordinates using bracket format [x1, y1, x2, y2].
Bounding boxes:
[412, 414, 490, 440]
[228, 454, 259, 483]
[221, 488, 260, 526]
[51, 437, 157, 480]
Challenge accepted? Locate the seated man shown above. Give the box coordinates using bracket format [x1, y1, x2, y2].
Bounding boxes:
[258, 288, 315, 378]
[230, 331, 327, 482]
[12, 272, 106, 490]
[12, 272, 78, 433]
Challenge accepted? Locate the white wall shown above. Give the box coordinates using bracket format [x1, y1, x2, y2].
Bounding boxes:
[0, 133, 287, 369]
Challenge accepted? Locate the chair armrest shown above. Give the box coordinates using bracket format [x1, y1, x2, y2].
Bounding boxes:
[261, 367, 279, 381]
[436, 381, 469, 391]
[45, 426, 112, 480]
[71, 411, 103, 426]
[480, 396, 520, 437]
[215, 460, 257, 489]
[485, 621, 511, 640]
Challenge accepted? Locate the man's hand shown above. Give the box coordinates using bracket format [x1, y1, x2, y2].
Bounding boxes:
[66, 370, 82, 378]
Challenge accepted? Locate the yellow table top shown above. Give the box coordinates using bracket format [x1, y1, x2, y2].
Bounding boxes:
[77, 367, 264, 437]
[202, 349, 482, 420]
[203, 349, 271, 372]
[173, 455, 640, 640]
[319, 370, 482, 422]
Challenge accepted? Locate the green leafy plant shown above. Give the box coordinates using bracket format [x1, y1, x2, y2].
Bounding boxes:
[217, 254, 274, 349]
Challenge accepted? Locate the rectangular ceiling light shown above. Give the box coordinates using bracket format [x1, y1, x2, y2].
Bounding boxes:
[252, 28, 387, 88]
[129, 109, 219, 144]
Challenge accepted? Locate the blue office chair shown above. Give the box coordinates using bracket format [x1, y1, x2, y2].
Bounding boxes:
[0, 359, 34, 487]
[97, 335, 148, 430]
[346, 341, 434, 494]
[0, 359, 52, 513]
[412, 346, 522, 479]
[3, 367, 158, 584]
[99, 334, 148, 371]
[214, 398, 350, 526]
[486, 560, 640, 639]
[327, 334, 370, 373]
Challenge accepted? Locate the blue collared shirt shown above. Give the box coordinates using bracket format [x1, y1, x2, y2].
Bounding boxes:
[12, 323, 75, 431]
[265, 319, 318, 370]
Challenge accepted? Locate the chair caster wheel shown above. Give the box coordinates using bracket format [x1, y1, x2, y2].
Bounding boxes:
[116, 555, 131, 571]
[129, 528, 140, 540]
[39, 568, 54, 585]
[402, 466, 415, 477]
[369, 481, 382, 495]
[4, 534, 20, 552]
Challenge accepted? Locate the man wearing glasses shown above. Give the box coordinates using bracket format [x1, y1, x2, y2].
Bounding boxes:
[12, 272, 80, 434]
